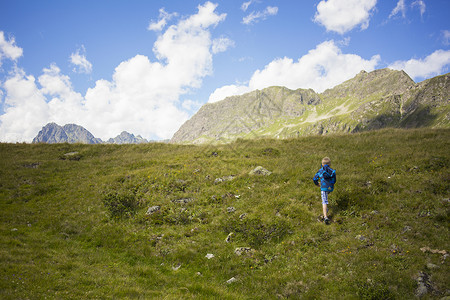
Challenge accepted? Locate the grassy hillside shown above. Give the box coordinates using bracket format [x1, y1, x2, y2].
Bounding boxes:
[1, 129, 449, 299]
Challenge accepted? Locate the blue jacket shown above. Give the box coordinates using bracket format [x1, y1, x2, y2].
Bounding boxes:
[313, 164, 336, 192]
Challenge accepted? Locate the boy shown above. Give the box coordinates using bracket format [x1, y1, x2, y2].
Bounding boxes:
[313, 157, 336, 225]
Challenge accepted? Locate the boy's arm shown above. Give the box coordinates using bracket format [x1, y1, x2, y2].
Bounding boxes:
[312, 172, 320, 186]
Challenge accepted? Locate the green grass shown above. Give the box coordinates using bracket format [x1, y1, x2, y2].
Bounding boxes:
[1, 129, 449, 299]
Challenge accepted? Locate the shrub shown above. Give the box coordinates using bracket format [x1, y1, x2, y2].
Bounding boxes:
[102, 189, 139, 218]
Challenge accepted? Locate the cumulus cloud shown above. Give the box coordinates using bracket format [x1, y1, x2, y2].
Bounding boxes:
[212, 37, 235, 54]
[242, 6, 278, 25]
[209, 40, 381, 102]
[0, 31, 23, 66]
[70, 46, 92, 74]
[314, 0, 377, 34]
[0, 1, 229, 142]
[148, 8, 178, 32]
[388, 49, 450, 80]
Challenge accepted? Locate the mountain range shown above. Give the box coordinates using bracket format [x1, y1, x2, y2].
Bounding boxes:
[32, 123, 148, 144]
[170, 68, 449, 144]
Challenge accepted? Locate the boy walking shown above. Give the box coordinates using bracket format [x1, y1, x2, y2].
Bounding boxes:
[313, 157, 336, 225]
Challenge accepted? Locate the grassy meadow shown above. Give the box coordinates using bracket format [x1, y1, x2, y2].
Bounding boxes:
[1, 128, 449, 299]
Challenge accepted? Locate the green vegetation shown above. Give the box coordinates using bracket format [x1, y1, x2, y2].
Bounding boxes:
[1, 129, 449, 299]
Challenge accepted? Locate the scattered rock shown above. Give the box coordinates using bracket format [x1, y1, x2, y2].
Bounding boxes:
[61, 152, 82, 161]
[249, 166, 272, 176]
[214, 176, 235, 184]
[402, 226, 412, 233]
[196, 272, 202, 276]
[235, 247, 255, 256]
[11, 228, 18, 232]
[172, 198, 194, 204]
[227, 207, 236, 213]
[420, 247, 448, 255]
[225, 232, 234, 243]
[355, 235, 367, 241]
[239, 213, 247, 220]
[172, 263, 181, 271]
[226, 277, 237, 284]
[23, 162, 40, 169]
[205, 253, 214, 259]
[415, 271, 433, 297]
[146, 206, 161, 215]
[426, 263, 439, 270]
[370, 210, 380, 215]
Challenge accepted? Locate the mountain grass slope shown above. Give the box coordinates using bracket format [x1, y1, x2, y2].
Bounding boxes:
[171, 69, 449, 144]
[1, 128, 449, 299]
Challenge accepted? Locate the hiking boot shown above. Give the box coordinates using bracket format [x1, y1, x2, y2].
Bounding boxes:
[324, 217, 330, 225]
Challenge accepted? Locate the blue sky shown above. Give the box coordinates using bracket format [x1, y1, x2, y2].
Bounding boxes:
[0, 0, 449, 142]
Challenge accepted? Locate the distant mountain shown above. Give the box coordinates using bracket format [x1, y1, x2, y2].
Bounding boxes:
[170, 69, 450, 144]
[32, 123, 148, 144]
[32, 123, 102, 144]
[107, 131, 148, 144]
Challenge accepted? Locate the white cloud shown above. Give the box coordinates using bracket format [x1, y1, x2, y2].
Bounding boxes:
[242, 6, 278, 25]
[0, 2, 229, 142]
[389, 0, 406, 18]
[412, 0, 426, 17]
[148, 8, 178, 32]
[241, 1, 254, 12]
[212, 37, 235, 54]
[209, 84, 252, 103]
[209, 40, 381, 102]
[443, 30, 450, 46]
[314, 0, 377, 34]
[388, 49, 450, 80]
[0, 31, 23, 66]
[70, 46, 93, 74]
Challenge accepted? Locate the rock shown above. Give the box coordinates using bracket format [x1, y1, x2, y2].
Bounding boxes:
[11, 228, 18, 232]
[415, 271, 433, 297]
[61, 152, 82, 161]
[225, 232, 234, 243]
[205, 253, 214, 259]
[23, 162, 40, 169]
[172, 198, 194, 204]
[426, 263, 439, 270]
[226, 277, 237, 284]
[227, 207, 236, 213]
[106, 131, 148, 144]
[146, 206, 161, 215]
[249, 166, 272, 176]
[235, 247, 254, 256]
[239, 213, 247, 220]
[196, 272, 202, 276]
[214, 176, 235, 184]
[172, 263, 181, 271]
[33, 123, 103, 144]
[355, 235, 367, 241]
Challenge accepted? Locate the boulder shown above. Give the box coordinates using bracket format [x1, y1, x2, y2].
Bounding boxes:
[146, 206, 161, 215]
[249, 166, 272, 176]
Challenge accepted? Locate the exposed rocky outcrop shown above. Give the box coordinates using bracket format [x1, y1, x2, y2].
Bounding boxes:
[171, 69, 450, 144]
[32, 123, 102, 144]
[33, 123, 149, 144]
[107, 131, 148, 144]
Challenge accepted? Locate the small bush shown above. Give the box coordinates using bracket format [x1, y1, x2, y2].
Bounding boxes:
[102, 190, 139, 218]
[222, 216, 292, 247]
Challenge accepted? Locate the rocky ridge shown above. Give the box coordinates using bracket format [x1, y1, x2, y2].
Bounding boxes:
[170, 68, 450, 144]
[32, 123, 148, 144]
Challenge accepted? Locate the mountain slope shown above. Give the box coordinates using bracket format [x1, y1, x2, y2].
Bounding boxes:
[32, 123, 102, 144]
[171, 69, 449, 143]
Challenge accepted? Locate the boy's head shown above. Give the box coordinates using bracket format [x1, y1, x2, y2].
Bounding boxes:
[322, 157, 331, 166]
